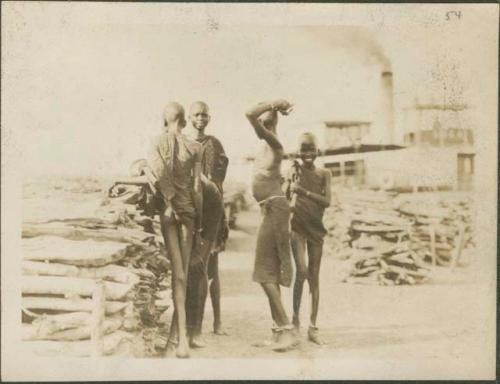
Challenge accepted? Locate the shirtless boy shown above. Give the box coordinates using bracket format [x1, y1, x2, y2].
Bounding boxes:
[245, 99, 296, 352]
[284, 132, 331, 344]
[146, 102, 202, 358]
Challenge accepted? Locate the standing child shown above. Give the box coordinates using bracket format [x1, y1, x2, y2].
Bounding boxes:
[245, 99, 297, 352]
[284, 132, 331, 345]
[186, 101, 229, 348]
[146, 102, 203, 358]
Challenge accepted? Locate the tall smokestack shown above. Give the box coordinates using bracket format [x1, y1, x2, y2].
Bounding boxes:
[381, 71, 395, 145]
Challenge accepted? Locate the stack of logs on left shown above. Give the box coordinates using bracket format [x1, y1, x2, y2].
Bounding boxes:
[21, 182, 171, 358]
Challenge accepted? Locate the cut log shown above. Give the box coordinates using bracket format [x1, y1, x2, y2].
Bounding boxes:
[350, 212, 410, 226]
[23, 261, 141, 285]
[352, 266, 379, 277]
[24, 331, 133, 357]
[22, 236, 129, 267]
[22, 223, 153, 245]
[351, 223, 410, 233]
[40, 218, 119, 230]
[22, 276, 133, 301]
[23, 297, 128, 315]
[31, 312, 91, 333]
[91, 281, 106, 357]
[384, 264, 429, 279]
[398, 204, 450, 219]
[22, 317, 122, 341]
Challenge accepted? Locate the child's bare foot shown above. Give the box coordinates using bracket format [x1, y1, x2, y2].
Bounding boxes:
[189, 334, 207, 348]
[252, 328, 276, 347]
[213, 324, 229, 336]
[164, 340, 177, 358]
[176, 340, 190, 358]
[271, 326, 279, 343]
[307, 326, 325, 345]
[272, 328, 298, 352]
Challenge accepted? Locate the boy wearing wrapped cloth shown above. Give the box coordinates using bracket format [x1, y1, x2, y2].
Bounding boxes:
[186, 101, 229, 348]
[245, 99, 297, 352]
[146, 102, 203, 358]
[284, 132, 331, 345]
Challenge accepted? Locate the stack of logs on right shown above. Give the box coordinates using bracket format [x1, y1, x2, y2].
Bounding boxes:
[324, 190, 474, 286]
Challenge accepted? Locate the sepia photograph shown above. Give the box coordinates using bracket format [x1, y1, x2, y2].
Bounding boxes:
[1, 2, 498, 381]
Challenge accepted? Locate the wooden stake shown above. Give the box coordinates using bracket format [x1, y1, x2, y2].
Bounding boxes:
[450, 223, 466, 270]
[429, 225, 437, 266]
[91, 280, 105, 357]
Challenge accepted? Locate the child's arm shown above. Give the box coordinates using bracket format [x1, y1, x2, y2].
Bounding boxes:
[281, 166, 293, 200]
[193, 146, 204, 232]
[245, 100, 292, 150]
[291, 170, 332, 208]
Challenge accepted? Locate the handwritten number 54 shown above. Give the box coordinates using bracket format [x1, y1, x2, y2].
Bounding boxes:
[446, 11, 462, 20]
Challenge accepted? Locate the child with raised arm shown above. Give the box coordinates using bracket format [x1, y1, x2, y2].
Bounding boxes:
[245, 99, 296, 352]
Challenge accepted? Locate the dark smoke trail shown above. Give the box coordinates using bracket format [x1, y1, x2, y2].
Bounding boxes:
[303, 26, 391, 72]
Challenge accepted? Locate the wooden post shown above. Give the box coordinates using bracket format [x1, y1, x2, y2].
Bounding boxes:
[91, 280, 105, 357]
[450, 223, 466, 270]
[429, 225, 437, 266]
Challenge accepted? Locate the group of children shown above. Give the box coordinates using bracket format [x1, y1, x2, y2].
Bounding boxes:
[146, 101, 228, 358]
[246, 100, 331, 352]
[145, 99, 330, 358]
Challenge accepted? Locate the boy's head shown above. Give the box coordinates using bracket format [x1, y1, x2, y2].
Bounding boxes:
[258, 110, 278, 132]
[163, 102, 186, 129]
[189, 101, 211, 131]
[298, 132, 319, 164]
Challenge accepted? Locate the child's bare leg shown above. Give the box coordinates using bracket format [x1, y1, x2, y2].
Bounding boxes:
[208, 253, 227, 335]
[261, 282, 297, 352]
[188, 265, 209, 348]
[260, 283, 289, 327]
[307, 240, 323, 345]
[192, 270, 209, 346]
[161, 216, 192, 357]
[186, 276, 196, 340]
[291, 231, 307, 329]
[173, 221, 194, 357]
[188, 237, 212, 348]
[159, 216, 176, 356]
[165, 309, 178, 357]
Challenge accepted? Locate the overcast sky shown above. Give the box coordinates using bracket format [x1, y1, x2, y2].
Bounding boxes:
[2, 3, 497, 177]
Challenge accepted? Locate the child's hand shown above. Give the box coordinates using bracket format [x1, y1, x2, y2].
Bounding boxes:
[290, 182, 305, 195]
[273, 100, 294, 115]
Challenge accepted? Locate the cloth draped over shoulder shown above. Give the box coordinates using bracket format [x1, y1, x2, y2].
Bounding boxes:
[146, 131, 199, 226]
[196, 134, 229, 252]
[286, 162, 327, 244]
[197, 135, 228, 192]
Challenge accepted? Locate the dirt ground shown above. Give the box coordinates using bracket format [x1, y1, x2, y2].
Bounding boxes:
[186, 205, 493, 374]
[21, 189, 495, 378]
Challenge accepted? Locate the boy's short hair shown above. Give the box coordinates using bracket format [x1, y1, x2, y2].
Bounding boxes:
[298, 132, 318, 148]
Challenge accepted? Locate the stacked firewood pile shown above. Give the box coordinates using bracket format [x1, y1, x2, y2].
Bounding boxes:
[324, 190, 430, 285]
[396, 194, 474, 267]
[21, 181, 171, 358]
[343, 191, 430, 286]
[324, 189, 474, 285]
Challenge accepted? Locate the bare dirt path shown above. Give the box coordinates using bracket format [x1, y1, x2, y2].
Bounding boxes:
[189, 206, 492, 374]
